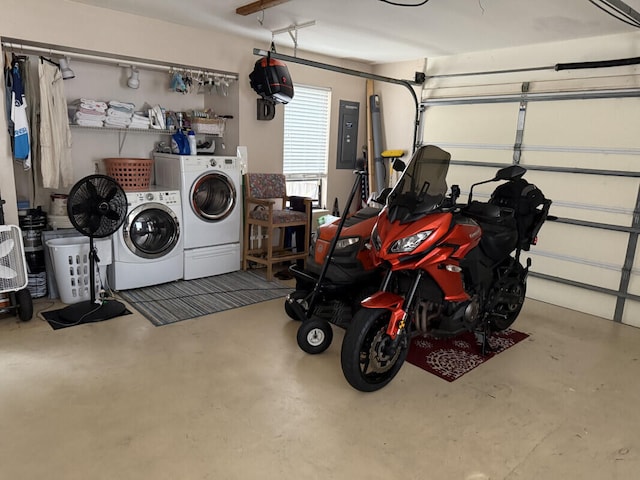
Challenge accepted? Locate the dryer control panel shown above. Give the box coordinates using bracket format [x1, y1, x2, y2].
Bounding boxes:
[185, 156, 238, 172]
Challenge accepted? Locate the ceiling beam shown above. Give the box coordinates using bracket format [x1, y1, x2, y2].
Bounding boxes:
[236, 0, 291, 16]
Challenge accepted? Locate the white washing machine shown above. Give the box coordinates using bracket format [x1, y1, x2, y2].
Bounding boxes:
[153, 154, 241, 280]
[108, 186, 183, 290]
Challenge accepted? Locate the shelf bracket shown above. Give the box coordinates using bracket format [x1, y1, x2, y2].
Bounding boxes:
[118, 130, 129, 156]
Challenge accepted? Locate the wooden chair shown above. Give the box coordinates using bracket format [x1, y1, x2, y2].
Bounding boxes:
[242, 173, 312, 281]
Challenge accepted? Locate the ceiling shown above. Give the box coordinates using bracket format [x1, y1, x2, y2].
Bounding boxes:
[73, 0, 640, 64]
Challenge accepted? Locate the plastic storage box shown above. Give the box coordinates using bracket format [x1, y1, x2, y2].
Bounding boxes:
[46, 237, 112, 304]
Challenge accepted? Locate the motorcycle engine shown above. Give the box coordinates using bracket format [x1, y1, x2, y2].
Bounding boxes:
[413, 288, 482, 335]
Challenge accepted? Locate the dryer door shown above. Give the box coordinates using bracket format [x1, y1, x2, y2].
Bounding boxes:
[190, 172, 236, 222]
[124, 203, 180, 259]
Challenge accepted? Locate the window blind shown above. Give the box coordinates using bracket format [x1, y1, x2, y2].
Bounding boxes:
[283, 85, 331, 176]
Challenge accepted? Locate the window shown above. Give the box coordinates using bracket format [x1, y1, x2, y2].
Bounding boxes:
[283, 84, 331, 208]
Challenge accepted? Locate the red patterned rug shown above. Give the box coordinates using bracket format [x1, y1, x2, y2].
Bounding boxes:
[406, 329, 529, 382]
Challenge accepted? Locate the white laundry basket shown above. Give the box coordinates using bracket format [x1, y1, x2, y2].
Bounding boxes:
[46, 237, 112, 304]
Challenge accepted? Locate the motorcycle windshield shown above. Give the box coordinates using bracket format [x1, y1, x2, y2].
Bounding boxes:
[387, 145, 451, 221]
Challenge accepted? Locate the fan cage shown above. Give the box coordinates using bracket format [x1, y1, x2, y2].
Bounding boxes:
[67, 175, 128, 238]
[0, 225, 29, 293]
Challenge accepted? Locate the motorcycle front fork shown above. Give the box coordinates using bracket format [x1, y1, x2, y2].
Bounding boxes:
[381, 269, 423, 344]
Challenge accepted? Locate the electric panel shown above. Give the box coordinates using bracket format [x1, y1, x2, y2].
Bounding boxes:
[336, 100, 359, 169]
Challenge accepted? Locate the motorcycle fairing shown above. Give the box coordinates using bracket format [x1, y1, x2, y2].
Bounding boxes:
[361, 291, 404, 310]
[373, 210, 453, 270]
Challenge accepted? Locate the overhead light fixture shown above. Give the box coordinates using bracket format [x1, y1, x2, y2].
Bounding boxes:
[59, 56, 75, 80]
[127, 67, 140, 89]
[236, 0, 291, 16]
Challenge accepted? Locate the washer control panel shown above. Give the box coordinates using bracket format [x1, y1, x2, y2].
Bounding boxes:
[127, 190, 181, 207]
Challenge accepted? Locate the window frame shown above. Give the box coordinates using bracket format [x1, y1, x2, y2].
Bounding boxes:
[283, 84, 331, 208]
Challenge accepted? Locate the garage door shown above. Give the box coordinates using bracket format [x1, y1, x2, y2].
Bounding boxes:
[420, 87, 640, 326]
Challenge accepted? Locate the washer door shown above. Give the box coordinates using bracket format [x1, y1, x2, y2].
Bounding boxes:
[190, 172, 236, 221]
[124, 203, 180, 259]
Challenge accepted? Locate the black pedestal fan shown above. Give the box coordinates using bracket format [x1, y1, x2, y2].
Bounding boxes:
[59, 174, 128, 323]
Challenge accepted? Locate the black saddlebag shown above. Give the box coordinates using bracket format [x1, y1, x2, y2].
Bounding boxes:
[489, 178, 550, 251]
[464, 201, 519, 261]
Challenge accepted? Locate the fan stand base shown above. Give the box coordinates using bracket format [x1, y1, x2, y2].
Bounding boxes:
[59, 300, 127, 323]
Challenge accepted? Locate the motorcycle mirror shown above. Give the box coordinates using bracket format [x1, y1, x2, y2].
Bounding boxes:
[392, 159, 406, 172]
[494, 165, 526, 181]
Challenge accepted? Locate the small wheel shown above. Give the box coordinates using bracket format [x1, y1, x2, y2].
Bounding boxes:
[285, 290, 310, 321]
[297, 319, 333, 354]
[15, 288, 33, 322]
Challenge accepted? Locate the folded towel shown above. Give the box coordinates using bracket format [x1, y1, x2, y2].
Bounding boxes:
[107, 108, 133, 119]
[73, 98, 108, 110]
[75, 111, 106, 122]
[80, 104, 106, 113]
[108, 100, 135, 112]
[132, 113, 149, 122]
[76, 119, 104, 127]
[105, 116, 131, 127]
[130, 118, 149, 125]
[78, 107, 106, 116]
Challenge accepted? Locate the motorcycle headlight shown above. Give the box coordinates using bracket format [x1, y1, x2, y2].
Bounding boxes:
[390, 230, 433, 253]
[335, 236, 360, 250]
[371, 226, 382, 251]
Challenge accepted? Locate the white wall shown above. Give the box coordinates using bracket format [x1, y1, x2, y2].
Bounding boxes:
[0, 0, 373, 223]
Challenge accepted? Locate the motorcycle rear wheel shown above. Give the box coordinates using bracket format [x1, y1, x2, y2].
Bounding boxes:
[341, 308, 409, 392]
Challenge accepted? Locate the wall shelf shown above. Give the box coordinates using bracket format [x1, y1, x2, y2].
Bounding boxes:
[70, 124, 174, 134]
[70, 124, 177, 155]
[70, 124, 221, 155]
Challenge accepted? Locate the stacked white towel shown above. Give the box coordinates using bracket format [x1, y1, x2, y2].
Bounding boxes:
[72, 98, 107, 113]
[109, 100, 135, 112]
[75, 111, 106, 127]
[70, 98, 108, 126]
[129, 112, 150, 129]
[105, 115, 132, 128]
[105, 100, 135, 128]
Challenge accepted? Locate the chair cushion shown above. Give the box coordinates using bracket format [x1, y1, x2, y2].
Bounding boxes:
[246, 173, 286, 199]
[250, 208, 307, 224]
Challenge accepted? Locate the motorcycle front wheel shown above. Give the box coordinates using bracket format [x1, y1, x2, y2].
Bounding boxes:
[340, 308, 409, 392]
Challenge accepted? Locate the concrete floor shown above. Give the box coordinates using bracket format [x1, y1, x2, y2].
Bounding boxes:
[0, 294, 638, 480]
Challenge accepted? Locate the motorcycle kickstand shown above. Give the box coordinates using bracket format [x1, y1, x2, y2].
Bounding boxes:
[476, 322, 497, 357]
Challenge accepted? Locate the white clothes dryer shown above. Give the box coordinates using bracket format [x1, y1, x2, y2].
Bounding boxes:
[153, 154, 241, 280]
[108, 187, 183, 290]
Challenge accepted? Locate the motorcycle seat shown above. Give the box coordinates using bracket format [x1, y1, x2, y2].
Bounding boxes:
[464, 201, 515, 224]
